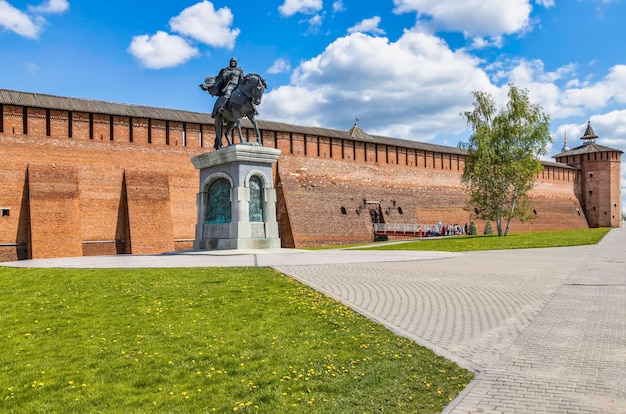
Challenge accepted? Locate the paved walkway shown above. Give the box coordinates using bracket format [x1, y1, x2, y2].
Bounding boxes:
[2, 228, 625, 413]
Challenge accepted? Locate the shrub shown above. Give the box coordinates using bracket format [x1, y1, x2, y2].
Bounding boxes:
[468, 221, 478, 235]
[484, 221, 494, 234]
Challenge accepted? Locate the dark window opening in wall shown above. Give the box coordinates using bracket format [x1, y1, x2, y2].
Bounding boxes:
[148, 119, 152, 143]
[22, 107, 28, 135]
[165, 120, 170, 145]
[0, 103, 3, 133]
[364, 143, 367, 162]
[533, 209, 537, 216]
[109, 115, 114, 140]
[182, 122, 187, 146]
[385, 145, 389, 163]
[353, 142, 356, 161]
[589, 173, 593, 178]
[317, 137, 320, 157]
[398, 207, 403, 214]
[129, 117, 134, 142]
[68, 111, 73, 138]
[375, 144, 379, 163]
[289, 132, 293, 154]
[340, 207, 347, 215]
[589, 190, 593, 196]
[199, 124, 203, 147]
[1, 208, 9, 217]
[45, 109, 51, 136]
[329, 138, 333, 158]
[273, 131, 278, 148]
[341, 139, 345, 159]
[303, 134, 307, 155]
[594, 153, 597, 160]
[89, 113, 94, 139]
[577, 209, 581, 215]
[593, 206, 596, 211]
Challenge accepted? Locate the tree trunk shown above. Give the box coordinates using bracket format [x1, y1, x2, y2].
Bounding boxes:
[504, 188, 519, 236]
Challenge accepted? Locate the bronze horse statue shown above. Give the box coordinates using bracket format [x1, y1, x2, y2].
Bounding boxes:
[201, 73, 267, 150]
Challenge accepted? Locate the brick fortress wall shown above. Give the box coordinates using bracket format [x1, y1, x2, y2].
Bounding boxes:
[0, 94, 590, 260]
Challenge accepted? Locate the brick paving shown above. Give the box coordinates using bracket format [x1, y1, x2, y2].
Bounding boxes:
[274, 227, 626, 413]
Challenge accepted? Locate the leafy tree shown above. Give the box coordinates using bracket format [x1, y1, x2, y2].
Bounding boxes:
[459, 84, 551, 236]
[468, 221, 478, 236]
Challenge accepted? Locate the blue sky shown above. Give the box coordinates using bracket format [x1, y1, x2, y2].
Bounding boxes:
[1, 0, 625, 213]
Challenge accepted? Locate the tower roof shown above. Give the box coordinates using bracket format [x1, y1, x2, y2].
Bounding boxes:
[581, 121, 598, 145]
[552, 121, 623, 158]
[348, 124, 374, 141]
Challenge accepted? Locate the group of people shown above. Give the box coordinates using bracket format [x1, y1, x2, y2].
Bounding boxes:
[416, 223, 467, 238]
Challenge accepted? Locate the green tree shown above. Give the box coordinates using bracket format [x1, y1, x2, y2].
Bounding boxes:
[459, 84, 551, 236]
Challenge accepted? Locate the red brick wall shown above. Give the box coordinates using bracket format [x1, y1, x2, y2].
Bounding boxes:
[27, 164, 83, 258]
[125, 171, 175, 254]
[0, 99, 611, 260]
[276, 153, 589, 247]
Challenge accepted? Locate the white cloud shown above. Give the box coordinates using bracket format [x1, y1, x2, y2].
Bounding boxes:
[332, 0, 346, 13]
[0, 0, 68, 39]
[278, 0, 323, 17]
[535, 0, 555, 7]
[267, 58, 291, 74]
[262, 30, 493, 140]
[307, 13, 324, 29]
[128, 31, 199, 69]
[29, 0, 69, 14]
[0, 0, 43, 38]
[169, 1, 239, 49]
[470, 36, 503, 49]
[347, 16, 386, 35]
[392, 0, 532, 38]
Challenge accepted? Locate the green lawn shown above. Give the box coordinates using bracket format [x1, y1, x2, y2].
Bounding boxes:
[362, 228, 611, 252]
[0, 267, 472, 413]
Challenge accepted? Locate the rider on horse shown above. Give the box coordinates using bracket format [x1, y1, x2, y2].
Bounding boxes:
[200, 59, 267, 149]
[212, 57, 244, 117]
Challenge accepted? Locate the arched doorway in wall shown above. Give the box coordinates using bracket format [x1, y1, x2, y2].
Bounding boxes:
[368, 203, 387, 241]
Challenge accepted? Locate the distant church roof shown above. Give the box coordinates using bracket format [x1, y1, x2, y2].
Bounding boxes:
[561, 131, 570, 152]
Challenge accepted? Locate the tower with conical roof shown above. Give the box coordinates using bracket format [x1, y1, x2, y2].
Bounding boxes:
[553, 121, 623, 228]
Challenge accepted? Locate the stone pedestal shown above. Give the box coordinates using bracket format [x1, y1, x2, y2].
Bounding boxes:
[190, 144, 281, 250]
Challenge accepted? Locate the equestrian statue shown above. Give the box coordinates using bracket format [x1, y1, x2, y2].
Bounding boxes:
[200, 57, 267, 150]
